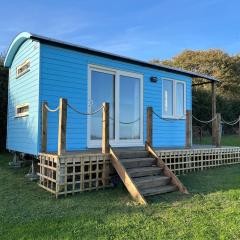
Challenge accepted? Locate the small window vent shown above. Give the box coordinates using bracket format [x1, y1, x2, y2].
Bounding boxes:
[16, 60, 30, 78]
[15, 104, 29, 117]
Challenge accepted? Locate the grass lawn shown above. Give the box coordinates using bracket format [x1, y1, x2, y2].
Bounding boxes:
[1, 153, 240, 240]
[193, 134, 240, 146]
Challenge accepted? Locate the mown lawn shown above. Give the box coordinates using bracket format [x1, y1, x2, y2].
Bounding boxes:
[193, 134, 240, 146]
[1, 153, 240, 240]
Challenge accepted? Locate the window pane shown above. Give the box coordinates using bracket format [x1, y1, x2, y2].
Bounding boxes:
[163, 80, 173, 116]
[176, 82, 184, 116]
[91, 70, 115, 140]
[119, 75, 140, 140]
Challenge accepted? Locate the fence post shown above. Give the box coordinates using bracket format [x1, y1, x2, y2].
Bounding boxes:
[102, 102, 109, 154]
[58, 98, 67, 155]
[41, 101, 48, 152]
[216, 113, 221, 147]
[147, 107, 152, 146]
[185, 110, 192, 148]
[239, 115, 240, 136]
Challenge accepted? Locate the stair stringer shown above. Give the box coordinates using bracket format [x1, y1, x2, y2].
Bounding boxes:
[109, 147, 147, 205]
[145, 142, 189, 194]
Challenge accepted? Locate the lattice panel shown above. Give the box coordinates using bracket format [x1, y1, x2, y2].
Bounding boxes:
[157, 147, 240, 175]
[38, 153, 111, 197]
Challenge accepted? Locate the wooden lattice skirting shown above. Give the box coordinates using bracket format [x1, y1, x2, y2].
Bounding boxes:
[156, 147, 240, 175]
[38, 153, 111, 197]
[38, 147, 240, 197]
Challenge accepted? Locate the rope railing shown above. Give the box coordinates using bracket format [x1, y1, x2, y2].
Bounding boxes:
[109, 116, 140, 125]
[67, 103, 104, 115]
[221, 117, 240, 126]
[44, 105, 60, 112]
[152, 110, 175, 121]
[192, 114, 217, 124]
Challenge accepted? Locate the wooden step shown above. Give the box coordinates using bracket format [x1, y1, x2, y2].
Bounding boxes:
[117, 151, 150, 159]
[141, 185, 178, 196]
[128, 166, 162, 178]
[120, 158, 156, 169]
[134, 175, 171, 189]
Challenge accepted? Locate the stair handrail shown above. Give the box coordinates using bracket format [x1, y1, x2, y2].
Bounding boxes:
[109, 146, 147, 205]
[145, 142, 189, 194]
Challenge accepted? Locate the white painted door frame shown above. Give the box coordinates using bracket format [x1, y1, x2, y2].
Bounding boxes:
[87, 64, 144, 148]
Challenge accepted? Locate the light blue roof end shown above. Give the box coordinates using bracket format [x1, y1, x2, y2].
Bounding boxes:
[4, 32, 32, 67]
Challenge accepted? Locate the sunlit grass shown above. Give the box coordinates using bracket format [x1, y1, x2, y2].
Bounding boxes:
[1, 153, 240, 239]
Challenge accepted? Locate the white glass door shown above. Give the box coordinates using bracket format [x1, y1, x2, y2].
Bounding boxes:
[88, 65, 143, 148]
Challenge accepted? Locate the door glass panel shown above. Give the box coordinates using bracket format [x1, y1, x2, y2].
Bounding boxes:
[176, 82, 184, 117]
[119, 75, 140, 140]
[162, 80, 173, 117]
[90, 70, 115, 140]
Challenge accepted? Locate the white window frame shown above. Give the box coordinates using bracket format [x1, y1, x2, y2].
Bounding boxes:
[87, 64, 144, 148]
[162, 78, 186, 119]
[15, 103, 29, 118]
[16, 59, 30, 78]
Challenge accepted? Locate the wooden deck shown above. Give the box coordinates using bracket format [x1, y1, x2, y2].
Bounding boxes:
[38, 145, 240, 199]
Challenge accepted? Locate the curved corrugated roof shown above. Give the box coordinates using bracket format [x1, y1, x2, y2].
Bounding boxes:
[4, 32, 219, 82]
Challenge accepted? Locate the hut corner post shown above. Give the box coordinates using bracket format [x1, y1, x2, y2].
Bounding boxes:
[147, 107, 153, 146]
[211, 82, 217, 146]
[58, 98, 67, 156]
[186, 110, 192, 148]
[41, 101, 48, 153]
[102, 102, 110, 154]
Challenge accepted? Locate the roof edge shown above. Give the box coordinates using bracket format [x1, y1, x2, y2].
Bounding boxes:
[4, 31, 219, 82]
[30, 34, 219, 82]
[4, 32, 32, 67]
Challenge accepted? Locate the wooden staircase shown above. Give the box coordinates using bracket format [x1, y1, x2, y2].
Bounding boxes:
[110, 144, 188, 204]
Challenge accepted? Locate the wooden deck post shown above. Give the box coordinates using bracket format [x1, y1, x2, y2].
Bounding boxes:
[102, 102, 109, 154]
[41, 101, 48, 152]
[147, 107, 153, 145]
[58, 98, 67, 156]
[239, 115, 240, 136]
[185, 110, 192, 148]
[216, 113, 221, 147]
[211, 82, 217, 145]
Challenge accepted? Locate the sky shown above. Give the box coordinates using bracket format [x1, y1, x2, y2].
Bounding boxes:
[1, 0, 240, 61]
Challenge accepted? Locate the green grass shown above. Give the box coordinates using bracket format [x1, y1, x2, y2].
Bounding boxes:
[1, 153, 240, 240]
[193, 134, 240, 146]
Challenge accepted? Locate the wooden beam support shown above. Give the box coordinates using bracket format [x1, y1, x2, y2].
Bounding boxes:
[41, 101, 48, 153]
[211, 82, 217, 145]
[216, 113, 221, 147]
[58, 98, 67, 156]
[102, 102, 109, 154]
[147, 107, 153, 145]
[192, 81, 213, 87]
[185, 110, 192, 148]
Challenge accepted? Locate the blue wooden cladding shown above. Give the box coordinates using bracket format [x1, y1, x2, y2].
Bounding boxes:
[4, 32, 192, 155]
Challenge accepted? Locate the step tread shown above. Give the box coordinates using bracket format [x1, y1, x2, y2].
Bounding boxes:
[134, 175, 170, 183]
[120, 157, 154, 163]
[127, 166, 161, 173]
[141, 185, 178, 196]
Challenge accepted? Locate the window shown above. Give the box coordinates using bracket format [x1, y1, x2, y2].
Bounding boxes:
[16, 60, 30, 78]
[162, 79, 186, 119]
[15, 104, 29, 117]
